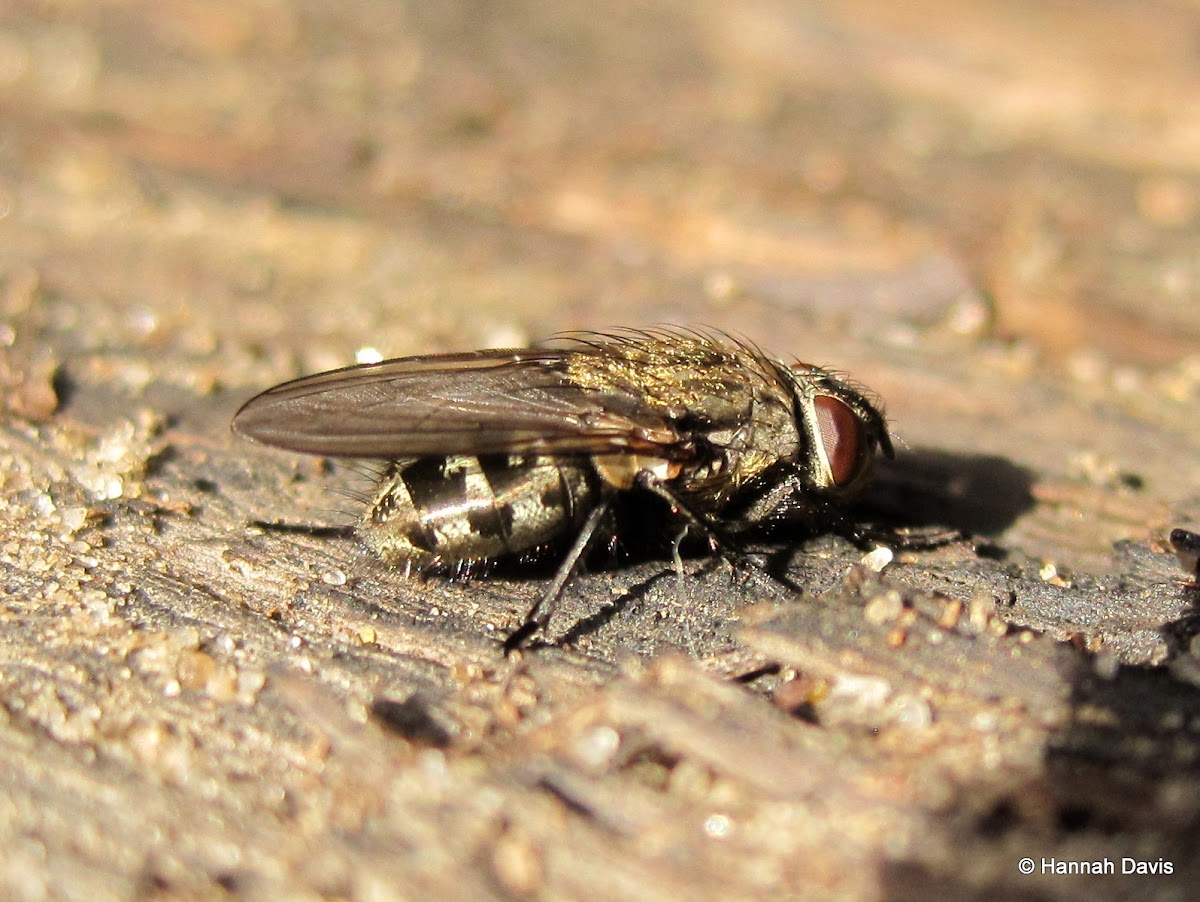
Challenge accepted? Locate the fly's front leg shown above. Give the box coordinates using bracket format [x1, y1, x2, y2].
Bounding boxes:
[633, 467, 772, 587]
[834, 515, 964, 551]
[635, 470, 798, 601]
[632, 469, 727, 564]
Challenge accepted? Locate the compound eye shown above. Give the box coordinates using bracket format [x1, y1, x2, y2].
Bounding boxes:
[813, 395, 867, 486]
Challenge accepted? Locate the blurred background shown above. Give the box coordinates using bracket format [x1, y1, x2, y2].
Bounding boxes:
[4, 0, 1199, 513]
[2, 1, 1200, 898]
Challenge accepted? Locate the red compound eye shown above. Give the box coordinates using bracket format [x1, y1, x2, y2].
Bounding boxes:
[813, 395, 867, 486]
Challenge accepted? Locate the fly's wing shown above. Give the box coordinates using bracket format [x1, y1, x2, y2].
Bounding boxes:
[231, 349, 680, 458]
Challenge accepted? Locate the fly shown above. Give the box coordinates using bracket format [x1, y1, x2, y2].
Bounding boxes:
[232, 329, 896, 649]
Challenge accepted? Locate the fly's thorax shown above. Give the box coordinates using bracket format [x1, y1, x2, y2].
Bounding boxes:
[690, 361, 890, 528]
[359, 454, 597, 571]
[725, 385, 804, 484]
[660, 370, 803, 513]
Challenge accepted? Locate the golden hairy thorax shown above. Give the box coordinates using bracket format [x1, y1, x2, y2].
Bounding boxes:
[564, 334, 773, 412]
[565, 335, 801, 505]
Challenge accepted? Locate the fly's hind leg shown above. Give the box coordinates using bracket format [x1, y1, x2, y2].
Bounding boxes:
[507, 470, 739, 652]
[504, 501, 612, 653]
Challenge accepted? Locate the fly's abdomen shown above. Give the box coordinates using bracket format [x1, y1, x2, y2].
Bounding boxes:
[359, 454, 597, 572]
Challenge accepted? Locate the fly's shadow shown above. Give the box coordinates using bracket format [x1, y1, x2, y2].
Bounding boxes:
[853, 449, 1036, 541]
[244, 450, 1031, 650]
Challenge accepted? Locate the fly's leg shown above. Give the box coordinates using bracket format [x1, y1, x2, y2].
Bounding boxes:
[836, 517, 964, 551]
[631, 470, 792, 593]
[670, 525, 688, 579]
[507, 471, 730, 652]
[633, 469, 727, 555]
[637, 471, 821, 602]
[250, 521, 357, 540]
[504, 501, 611, 653]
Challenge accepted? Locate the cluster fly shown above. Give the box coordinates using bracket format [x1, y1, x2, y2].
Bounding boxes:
[232, 329, 897, 649]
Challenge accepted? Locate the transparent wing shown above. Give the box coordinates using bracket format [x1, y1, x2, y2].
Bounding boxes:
[231, 349, 680, 458]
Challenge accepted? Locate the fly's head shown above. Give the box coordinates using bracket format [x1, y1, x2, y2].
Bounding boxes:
[699, 359, 892, 532]
[785, 363, 892, 499]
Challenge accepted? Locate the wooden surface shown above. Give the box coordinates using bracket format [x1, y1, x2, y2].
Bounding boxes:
[2, 1, 1200, 898]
